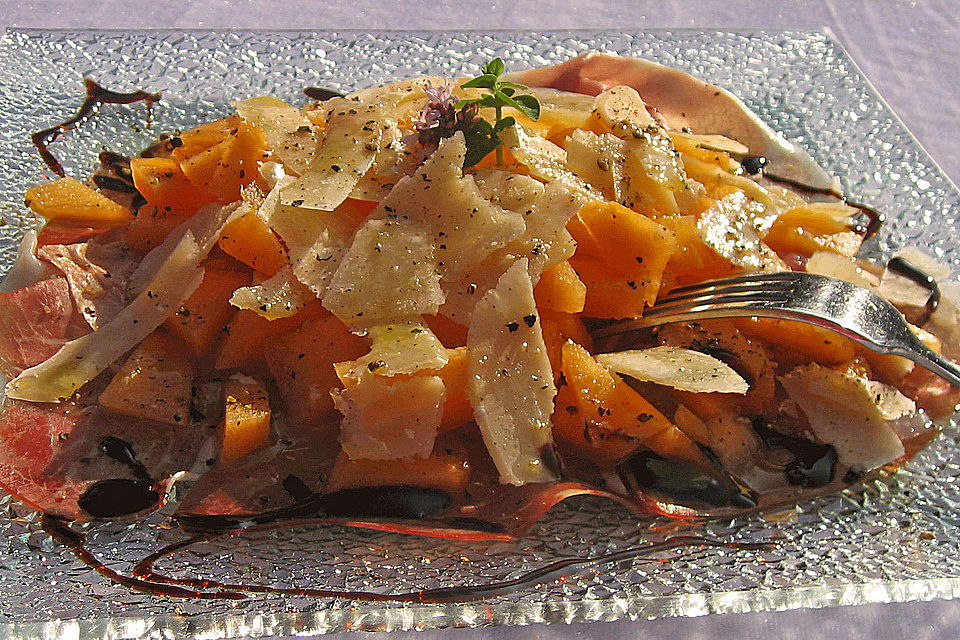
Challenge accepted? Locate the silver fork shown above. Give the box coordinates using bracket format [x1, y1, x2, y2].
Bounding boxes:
[594, 271, 960, 388]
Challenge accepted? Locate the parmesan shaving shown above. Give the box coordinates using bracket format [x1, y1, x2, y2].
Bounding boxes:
[234, 96, 319, 176]
[369, 132, 525, 283]
[5, 231, 204, 403]
[323, 217, 443, 329]
[697, 190, 787, 273]
[597, 346, 749, 394]
[262, 177, 357, 297]
[467, 259, 558, 486]
[280, 98, 383, 211]
[333, 371, 445, 461]
[336, 321, 449, 381]
[780, 363, 908, 471]
[500, 124, 602, 202]
[440, 180, 583, 324]
[229, 266, 313, 320]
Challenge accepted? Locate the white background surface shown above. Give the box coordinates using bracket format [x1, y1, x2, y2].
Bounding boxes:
[2, 1, 959, 638]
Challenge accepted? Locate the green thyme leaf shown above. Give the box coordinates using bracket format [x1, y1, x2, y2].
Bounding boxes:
[510, 94, 541, 121]
[482, 58, 505, 76]
[461, 74, 498, 90]
[452, 57, 542, 167]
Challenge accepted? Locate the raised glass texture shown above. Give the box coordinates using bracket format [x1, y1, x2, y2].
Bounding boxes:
[1, 29, 959, 640]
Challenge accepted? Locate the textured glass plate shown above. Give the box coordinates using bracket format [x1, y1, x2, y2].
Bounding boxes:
[1, 28, 960, 640]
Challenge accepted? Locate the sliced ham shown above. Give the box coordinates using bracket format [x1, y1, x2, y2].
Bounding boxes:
[0, 394, 208, 520]
[37, 241, 136, 330]
[0, 277, 75, 377]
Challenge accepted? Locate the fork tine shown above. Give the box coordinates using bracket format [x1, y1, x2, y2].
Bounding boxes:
[657, 280, 793, 306]
[645, 292, 791, 316]
[663, 271, 799, 296]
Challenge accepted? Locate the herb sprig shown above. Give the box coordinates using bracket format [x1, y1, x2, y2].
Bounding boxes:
[456, 58, 541, 167]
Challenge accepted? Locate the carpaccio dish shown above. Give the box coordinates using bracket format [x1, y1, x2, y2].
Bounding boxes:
[1, 52, 959, 547]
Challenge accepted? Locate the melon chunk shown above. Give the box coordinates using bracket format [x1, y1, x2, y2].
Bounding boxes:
[467, 259, 558, 485]
[99, 330, 194, 426]
[219, 374, 272, 464]
[264, 314, 368, 422]
[325, 450, 470, 494]
[25, 177, 132, 225]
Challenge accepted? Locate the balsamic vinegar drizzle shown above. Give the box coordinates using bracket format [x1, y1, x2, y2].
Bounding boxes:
[886, 256, 942, 322]
[31, 78, 160, 177]
[77, 437, 161, 518]
[41, 515, 245, 600]
[739, 155, 885, 241]
[40, 514, 770, 603]
[303, 87, 346, 101]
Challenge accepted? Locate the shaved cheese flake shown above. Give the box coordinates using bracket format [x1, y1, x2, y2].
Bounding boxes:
[337, 320, 449, 381]
[805, 251, 881, 290]
[280, 99, 383, 211]
[504, 180, 587, 275]
[598, 346, 749, 394]
[229, 266, 313, 320]
[698, 190, 787, 273]
[323, 217, 443, 328]
[500, 125, 601, 201]
[566, 129, 627, 202]
[593, 85, 655, 134]
[473, 169, 545, 211]
[780, 363, 908, 471]
[522, 86, 594, 128]
[440, 180, 583, 324]
[371, 133, 525, 283]
[467, 259, 558, 486]
[333, 370, 445, 461]
[234, 96, 318, 176]
[259, 160, 287, 189]
[263, 177, 357, 297]
[350, 120, 420, 202]
[0, 230, 53, 293]
[5, 231, 204, 403]
[670, 131, 750, 156]
[348, 76, 445, 119]
[127, 201, 243, 296]
[682, 152, 772, 206]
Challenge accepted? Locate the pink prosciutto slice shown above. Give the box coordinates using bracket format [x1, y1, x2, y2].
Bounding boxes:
[0, 277, 75, 377]
[0, 389, 206, 520]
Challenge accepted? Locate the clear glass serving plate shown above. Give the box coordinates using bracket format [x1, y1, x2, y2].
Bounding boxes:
[1, 28, 960, 640]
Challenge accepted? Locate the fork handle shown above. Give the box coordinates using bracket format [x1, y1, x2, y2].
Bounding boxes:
[900, 342, 960, 389]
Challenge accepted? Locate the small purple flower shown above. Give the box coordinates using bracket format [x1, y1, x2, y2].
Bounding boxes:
[405, 83, 487, 153]
[409, 83, 461, 148]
